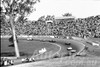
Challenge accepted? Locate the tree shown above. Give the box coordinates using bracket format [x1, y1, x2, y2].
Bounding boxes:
[62, 13, 72, 17]
[1, 0, 39, 58]
[45, 15, 55, 21]
[38, 15, 45, 22]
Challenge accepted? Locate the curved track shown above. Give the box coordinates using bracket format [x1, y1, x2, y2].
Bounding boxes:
[30, 42, 61, 59]
[55, 39, 85, 55]
[50, 43, 61, 55]
[30, 38, 86, 60]
[32, 37, 100, 57]
[2, 37, 100, 67]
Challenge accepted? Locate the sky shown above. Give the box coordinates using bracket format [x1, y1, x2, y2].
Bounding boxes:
[27, 0, 100, 21]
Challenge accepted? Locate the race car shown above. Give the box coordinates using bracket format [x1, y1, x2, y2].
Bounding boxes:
[21, 58, 35, 63]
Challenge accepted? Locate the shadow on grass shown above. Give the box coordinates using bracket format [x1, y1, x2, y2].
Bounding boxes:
[1, 52, 31, 57]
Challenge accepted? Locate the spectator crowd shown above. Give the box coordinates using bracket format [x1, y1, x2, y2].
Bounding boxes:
[1, 15, 100, 38]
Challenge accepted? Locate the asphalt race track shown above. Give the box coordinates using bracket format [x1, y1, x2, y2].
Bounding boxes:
[1, 36, 100, 67]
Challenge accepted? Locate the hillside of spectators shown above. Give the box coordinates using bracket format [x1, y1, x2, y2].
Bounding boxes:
[1, 15, 100, 38]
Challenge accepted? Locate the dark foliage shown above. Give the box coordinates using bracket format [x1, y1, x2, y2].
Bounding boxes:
[1, 15, 100, 38]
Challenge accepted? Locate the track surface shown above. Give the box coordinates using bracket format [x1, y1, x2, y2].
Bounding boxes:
[1, 37, 100, 67]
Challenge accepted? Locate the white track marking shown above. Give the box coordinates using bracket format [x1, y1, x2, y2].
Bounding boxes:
[72, 40, 86, 54]
[30, 43, 61, 59]
[51, 43, 62, 55]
